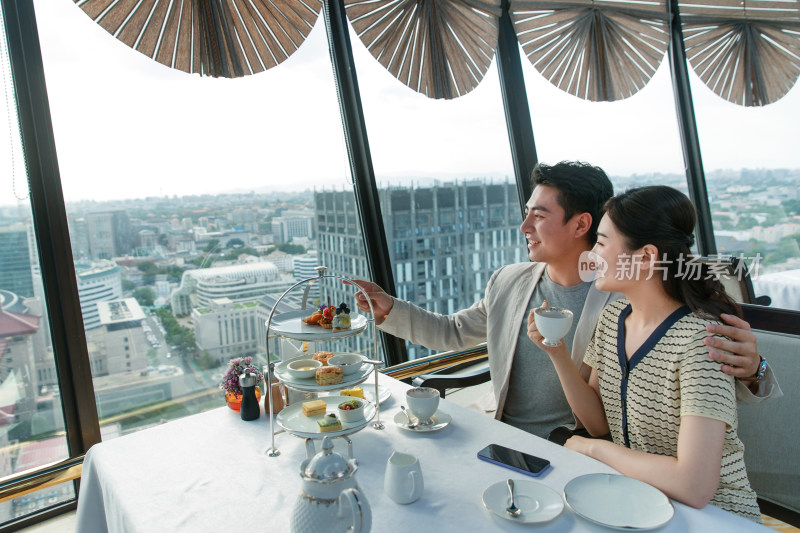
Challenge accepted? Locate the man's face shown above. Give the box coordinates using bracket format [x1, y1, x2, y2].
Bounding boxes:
[520, 185, 577, 263]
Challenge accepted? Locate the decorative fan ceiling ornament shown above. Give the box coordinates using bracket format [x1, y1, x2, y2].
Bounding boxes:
[73, 0, 323, 78]
[680, 0, 800, 106]
[510, 0, 670, 101]
[344, 0, 502, 99]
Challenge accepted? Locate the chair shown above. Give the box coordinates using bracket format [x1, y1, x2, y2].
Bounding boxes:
[696, 255, 772, 306]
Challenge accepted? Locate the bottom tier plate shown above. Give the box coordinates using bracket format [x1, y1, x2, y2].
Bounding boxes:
[276, 395, 376, 439]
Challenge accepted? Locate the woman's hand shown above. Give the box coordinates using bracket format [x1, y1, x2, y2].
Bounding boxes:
[527, 309, 570, 359]
[565, 435, 594, 456]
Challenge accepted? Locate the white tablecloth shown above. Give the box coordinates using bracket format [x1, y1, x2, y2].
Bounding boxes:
[76, 376, 767, 532]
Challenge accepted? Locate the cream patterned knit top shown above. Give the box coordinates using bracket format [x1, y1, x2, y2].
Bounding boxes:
[584, 299, 760, 522]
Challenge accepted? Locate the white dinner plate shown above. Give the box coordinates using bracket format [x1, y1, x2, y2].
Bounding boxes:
[268, 309, 368, 340]
[322, 384, 391, 405]
[482, 479, 564, 524]
[563, 473, 674, 530]
[274, 356, 372, 391]
[275, 395, 376, 439]
[393, 410, 451, 433]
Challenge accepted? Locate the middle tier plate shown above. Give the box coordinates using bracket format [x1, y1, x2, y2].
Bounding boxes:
[276, 395, 376, 439]
[274, 356, 373, 391]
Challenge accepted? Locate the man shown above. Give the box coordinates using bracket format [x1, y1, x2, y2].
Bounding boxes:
[353, 161, 780, 438]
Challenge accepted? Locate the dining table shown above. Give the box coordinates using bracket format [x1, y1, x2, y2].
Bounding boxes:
[75, 374, 769, 532]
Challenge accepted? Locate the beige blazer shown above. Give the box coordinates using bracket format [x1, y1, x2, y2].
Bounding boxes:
[379, 262, 780, 419]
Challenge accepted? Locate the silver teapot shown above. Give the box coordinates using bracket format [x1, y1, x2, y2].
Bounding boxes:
[290, 437, 372, 533]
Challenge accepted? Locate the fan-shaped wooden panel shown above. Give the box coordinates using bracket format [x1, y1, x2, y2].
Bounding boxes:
[74, 0, 322, 78]
[680, 0, 800, 106]
[511, 0, 669, 101]
[344, 0, 502, 99]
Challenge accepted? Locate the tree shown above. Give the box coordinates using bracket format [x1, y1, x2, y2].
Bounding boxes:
[133, 287, 156, 307]
[204, 239, 220, 253]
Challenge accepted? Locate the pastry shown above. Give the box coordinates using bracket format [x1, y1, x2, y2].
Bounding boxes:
[319, 305, 334, 329]
[317, 413, 342, 432]
[315, 365, 343, 385]
[312, 351, 335, 365]
[340, 386, 364, 399]
[332, 303, 352, 332]
[301, 399, 326, 417]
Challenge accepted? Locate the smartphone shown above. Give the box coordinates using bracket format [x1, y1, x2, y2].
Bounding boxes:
[477, 444, 551, 477]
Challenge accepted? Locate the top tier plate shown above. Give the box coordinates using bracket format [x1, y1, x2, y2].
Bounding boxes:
[268, 309, 368, 340]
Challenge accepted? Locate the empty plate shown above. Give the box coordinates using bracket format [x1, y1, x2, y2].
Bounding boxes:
[563, 473, 674, 530]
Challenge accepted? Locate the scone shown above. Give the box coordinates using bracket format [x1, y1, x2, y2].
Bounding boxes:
[312, 351, 334, 365]
[315, 365, 343, 385]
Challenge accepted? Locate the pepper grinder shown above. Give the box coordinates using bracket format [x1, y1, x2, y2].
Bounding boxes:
[239, 370, 261, 421]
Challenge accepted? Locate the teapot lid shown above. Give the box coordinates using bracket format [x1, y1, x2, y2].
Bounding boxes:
[239, 370, 257, 387]
[303, 437, 355, 482]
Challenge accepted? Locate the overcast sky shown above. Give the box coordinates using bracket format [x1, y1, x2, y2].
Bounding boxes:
[1, 0, 798, 205]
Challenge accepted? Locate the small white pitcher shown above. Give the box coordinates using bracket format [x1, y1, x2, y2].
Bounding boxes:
[384, 451, 423, 504]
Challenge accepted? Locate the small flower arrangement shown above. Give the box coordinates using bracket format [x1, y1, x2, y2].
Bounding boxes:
[220, 356, 264, 397]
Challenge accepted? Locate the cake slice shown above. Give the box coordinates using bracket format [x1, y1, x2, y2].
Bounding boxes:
[317, 413, 342, 432]
[340, 386, 364, 399]
[301, 399, 326, 417]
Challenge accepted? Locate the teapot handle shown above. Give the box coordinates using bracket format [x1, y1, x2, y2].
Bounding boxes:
[338, 488, 371, 533]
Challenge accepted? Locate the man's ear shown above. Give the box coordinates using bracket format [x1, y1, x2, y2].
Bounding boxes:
[573, 213, 592, 240]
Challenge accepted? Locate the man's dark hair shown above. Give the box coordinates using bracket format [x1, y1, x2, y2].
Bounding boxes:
[531, 161, 614, 245]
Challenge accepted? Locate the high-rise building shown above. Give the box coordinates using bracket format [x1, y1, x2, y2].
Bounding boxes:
[0, 223, 34, 298]
[85, 210, 135, 259]
[93, 298, 148, 375]
[75, 260, 123, 330]
[272, 210, 314, 244]
[315, 180, 525, 358]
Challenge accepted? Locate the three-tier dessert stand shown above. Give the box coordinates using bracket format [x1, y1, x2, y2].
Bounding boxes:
[263, 266, 384, 457]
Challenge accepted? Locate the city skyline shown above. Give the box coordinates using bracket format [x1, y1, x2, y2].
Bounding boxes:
[0, 0, 797, 206]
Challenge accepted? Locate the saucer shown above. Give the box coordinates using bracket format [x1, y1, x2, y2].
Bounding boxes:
[393, 410, 451, 432]
[482, 479, 563, 524]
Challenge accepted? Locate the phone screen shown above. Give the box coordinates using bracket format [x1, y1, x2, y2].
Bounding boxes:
[477, 444, 551, 477]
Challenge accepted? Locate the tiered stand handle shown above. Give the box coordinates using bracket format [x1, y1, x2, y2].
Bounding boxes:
[263, 266, 383, 458]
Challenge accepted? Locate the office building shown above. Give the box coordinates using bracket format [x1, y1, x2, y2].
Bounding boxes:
[0, 223, 34, 298]
[315, 181, 525, 358]
[85, 210, 135, 259]
[75, 260, 123, 330]
[272, 210, 314, 244]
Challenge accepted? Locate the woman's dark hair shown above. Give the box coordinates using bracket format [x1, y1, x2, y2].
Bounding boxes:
[603, 186, 742, 320]
[532, 161, 614, 245]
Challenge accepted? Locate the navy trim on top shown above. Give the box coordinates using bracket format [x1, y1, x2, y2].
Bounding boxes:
[616, 304, 692, 447]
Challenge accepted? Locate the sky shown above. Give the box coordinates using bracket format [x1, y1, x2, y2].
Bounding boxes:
[1, 0, 798, 205]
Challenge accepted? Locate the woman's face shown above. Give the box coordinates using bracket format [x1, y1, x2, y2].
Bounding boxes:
[592, 214, 639, 292]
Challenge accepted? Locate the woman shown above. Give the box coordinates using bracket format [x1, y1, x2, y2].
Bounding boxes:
[528, 185, 760, 522]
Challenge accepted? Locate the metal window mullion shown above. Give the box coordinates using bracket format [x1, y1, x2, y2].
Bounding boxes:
[667, 0, 717, 256]
[1, 0, 101, 460]
[497, 0, 537, 217]
[323, 0, 407, 366]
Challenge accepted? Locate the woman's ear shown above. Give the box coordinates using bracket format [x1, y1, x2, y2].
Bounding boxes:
[638, 244, 660, 273]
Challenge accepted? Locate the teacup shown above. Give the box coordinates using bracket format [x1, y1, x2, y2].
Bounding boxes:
[406, 387, 440, 424]
[534, 306, 574, 347]
[384, 451, 423, 504]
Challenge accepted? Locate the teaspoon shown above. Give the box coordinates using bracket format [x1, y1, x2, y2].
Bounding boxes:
[400, 406, 419, 429]
[506, 479, 521, 518]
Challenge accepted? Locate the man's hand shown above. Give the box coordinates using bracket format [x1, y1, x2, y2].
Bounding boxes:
[346, 279, 394, 325]
[705, 313, 760, 378]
